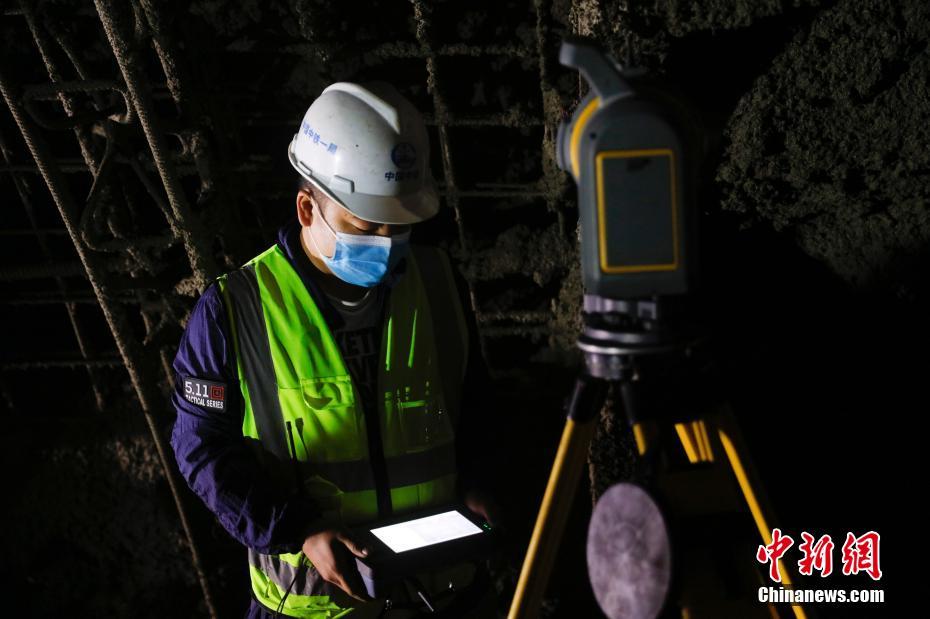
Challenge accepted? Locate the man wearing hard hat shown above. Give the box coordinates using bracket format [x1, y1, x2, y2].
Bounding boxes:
[170, 81, 501, 617]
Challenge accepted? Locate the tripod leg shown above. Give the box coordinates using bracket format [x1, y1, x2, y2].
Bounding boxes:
[677, 405, 814, 619]
[508, 375, 606, 619]
[714, 409, 811, 619]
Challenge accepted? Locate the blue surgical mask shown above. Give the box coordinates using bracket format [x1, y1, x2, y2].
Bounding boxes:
[308, 200, 410, 287]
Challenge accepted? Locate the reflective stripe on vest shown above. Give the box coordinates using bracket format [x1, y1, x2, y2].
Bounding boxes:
[247, 548, 351, 617]
[219, 244, 469, 618]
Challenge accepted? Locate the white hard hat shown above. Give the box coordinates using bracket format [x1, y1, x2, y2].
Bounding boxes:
[288, 81, 440, 225]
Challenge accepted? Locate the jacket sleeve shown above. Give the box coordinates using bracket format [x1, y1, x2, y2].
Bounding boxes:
[449, 263, 501, 499]
[169, 282, 320, 555]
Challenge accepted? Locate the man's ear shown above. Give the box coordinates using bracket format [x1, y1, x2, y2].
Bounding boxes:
[296, 189, 314, 226]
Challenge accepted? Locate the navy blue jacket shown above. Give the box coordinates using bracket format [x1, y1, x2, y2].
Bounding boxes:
[170, 218, 495, 557]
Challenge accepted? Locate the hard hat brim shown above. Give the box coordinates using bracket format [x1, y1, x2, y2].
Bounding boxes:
[289, 140, 440, 225]
[330, 181, 440, 225]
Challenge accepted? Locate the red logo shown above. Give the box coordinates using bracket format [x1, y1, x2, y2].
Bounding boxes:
[798, 532, 835, 577]
[841, 531, 882, 581]
[210, 385, 225, 401]
[758, 529, 882, 582]
[757, 527, 794, 582]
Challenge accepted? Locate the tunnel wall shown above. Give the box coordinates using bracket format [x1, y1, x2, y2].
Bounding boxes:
[1, 1, 917, 616]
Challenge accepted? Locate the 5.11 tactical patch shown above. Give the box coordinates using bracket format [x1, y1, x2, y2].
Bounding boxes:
[183, 376, 226, 412]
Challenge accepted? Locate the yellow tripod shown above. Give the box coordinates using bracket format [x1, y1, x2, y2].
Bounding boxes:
[507, 299, 815, 619]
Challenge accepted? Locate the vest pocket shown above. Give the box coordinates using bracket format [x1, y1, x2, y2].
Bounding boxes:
[296, 375, 364, 462]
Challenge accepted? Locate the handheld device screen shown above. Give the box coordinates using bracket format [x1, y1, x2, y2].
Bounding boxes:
[370, 510, 483, 553]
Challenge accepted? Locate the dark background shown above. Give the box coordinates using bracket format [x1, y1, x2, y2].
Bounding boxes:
[1, 1, 916, 617]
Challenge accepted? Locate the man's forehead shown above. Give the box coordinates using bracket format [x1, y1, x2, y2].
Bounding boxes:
[317, 193, 377, 225]
[309, 188, 411, 228]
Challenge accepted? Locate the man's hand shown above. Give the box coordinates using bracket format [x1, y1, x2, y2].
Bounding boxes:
[301, 528, 372, 602]
[464, 488, 502, 528]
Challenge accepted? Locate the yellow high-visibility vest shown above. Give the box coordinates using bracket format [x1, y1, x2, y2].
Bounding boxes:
[218, 243, 469, 617]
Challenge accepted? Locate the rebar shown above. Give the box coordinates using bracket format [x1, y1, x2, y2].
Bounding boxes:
[0, 68, 219, 619]
[94, 0, 218, 289]
[410, 0, 467, 253]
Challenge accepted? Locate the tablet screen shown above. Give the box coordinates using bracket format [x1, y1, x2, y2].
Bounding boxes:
[370, 510, 484, 553]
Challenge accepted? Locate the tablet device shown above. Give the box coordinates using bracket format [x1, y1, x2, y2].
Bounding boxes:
[370, 509, 485, 552]
[352, 503, 498, 599]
